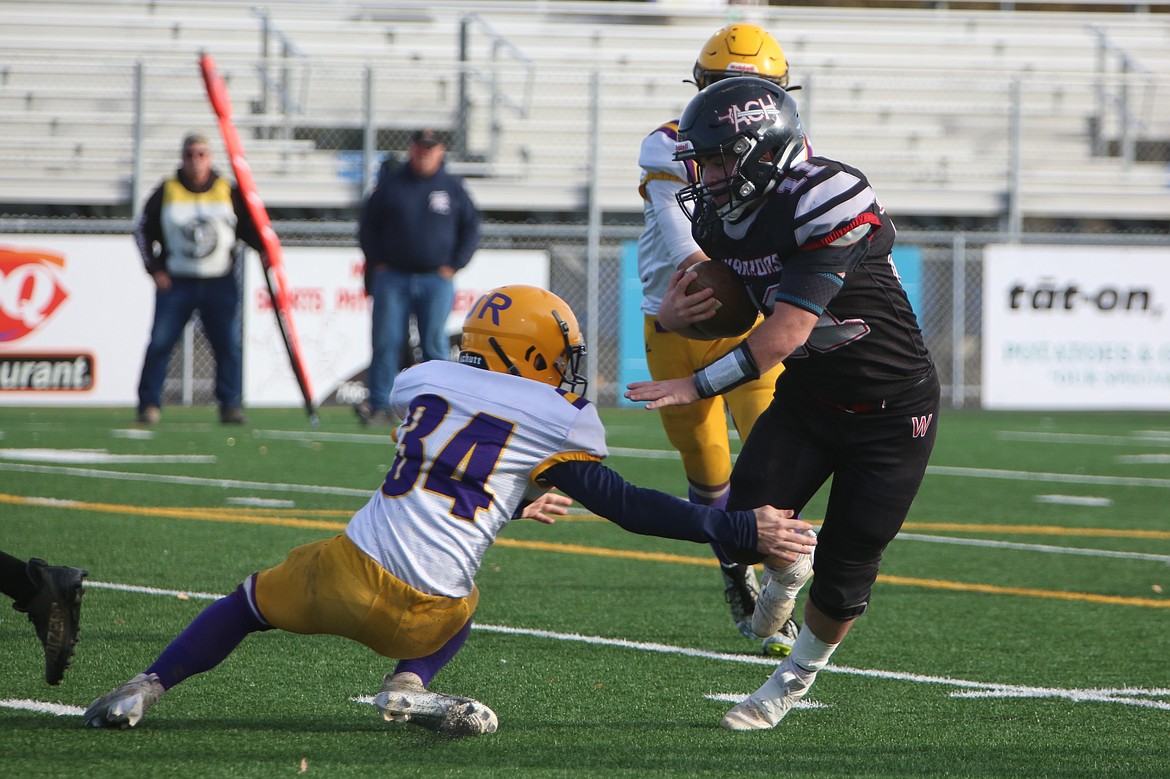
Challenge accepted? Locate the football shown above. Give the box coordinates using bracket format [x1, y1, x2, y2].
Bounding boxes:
[684, 260, 757, 339]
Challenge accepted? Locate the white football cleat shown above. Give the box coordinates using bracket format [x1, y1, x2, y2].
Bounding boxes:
[751, 530, 816, 639]
[374, 673, 498, 737]
[721, 658, 813, 731]
[83, 672, 166, 729]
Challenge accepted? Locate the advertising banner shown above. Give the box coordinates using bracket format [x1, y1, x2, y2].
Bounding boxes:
[1, 236, 548, 408]
[243, 248, 550, 407]
[982, 244, 1170, 410]
[0, 236, 151, 405]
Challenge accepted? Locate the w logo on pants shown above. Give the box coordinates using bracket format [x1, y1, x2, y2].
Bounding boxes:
[911, 414, 934, 438]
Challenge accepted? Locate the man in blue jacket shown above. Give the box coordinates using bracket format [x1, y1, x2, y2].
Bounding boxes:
[357, 128, 481, 426]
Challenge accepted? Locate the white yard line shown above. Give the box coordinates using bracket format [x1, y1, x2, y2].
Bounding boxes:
[6, 581, 1168, 718]
[894, 533, 1170, 563]
[997, 431, 1170, 447]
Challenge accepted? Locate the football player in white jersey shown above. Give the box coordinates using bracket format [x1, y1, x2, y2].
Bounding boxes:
[84, 285, 817, 736]
[637, 24, 801, 653]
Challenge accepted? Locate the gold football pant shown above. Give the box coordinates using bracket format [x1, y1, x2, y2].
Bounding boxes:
[253, 533, 478, 660]
[643, 315, 783, 496]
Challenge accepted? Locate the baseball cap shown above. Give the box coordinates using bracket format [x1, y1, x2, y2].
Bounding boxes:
[410, 128, 443, 147]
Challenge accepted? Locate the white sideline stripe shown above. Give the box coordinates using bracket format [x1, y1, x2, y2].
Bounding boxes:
[470, 624, 1170, 711]
[0, 699, 85, 717]
[928, 465, 1170, 489]
[86, 580, 225, 601]
[608, 446, 682, 461]
[4, 451, 1169, 495]
[255, 429, 391, 445]
[0, 448, 215, 464]
[225, 497, 297, 508]
[896, 533, 1170, 563]
[1034, 494, 1113, 506]
[7, 584, 1167, 716]
[997, 431, 1170, 447]
[0, 462, 369, 497]
[111, 429, 155, 440]
[1117, 454, 1170, 464]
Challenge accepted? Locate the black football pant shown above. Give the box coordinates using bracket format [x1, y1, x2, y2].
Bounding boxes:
[722, 367, 941, 621]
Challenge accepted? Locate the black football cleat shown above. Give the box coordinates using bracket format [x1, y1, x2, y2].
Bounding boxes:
[15, 559, 87, 685]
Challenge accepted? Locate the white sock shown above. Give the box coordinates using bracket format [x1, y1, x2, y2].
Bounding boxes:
[787, 623, 839, 681]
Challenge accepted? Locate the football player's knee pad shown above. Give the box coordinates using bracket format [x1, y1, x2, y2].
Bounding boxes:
[808, 578, 870, 621]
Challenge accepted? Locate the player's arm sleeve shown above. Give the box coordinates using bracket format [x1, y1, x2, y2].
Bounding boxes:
[539, 460, 759, 549]
[135, 187, 166, 274]
[450, 184, 481, 271]
[643, 176, 704, 267]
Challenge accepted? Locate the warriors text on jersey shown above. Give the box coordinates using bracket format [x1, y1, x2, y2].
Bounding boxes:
[697, 156, 932, 404]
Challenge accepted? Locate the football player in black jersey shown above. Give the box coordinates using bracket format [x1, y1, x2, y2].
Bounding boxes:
[627, 77, 941, 731]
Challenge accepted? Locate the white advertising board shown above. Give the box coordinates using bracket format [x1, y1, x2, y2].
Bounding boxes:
[0, 236, 152, 405]
[982, 244, 1170, 410]
[0, 235, 548, 408]
[243, 248, 550, 407]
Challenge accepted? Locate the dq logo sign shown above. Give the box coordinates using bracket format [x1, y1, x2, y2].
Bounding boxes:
[0, 249, 69, 342]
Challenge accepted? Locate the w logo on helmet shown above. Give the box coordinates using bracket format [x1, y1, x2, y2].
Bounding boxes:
[717, 94, 782, 132]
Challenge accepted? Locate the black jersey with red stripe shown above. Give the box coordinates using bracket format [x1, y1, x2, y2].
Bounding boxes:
[696, 156, 933, 404]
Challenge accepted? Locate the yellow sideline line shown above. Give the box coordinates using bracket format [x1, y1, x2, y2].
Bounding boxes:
[3, 492, 1167, 609]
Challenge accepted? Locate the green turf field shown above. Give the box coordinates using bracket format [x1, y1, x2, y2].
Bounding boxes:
[1, 405, 1167, 778]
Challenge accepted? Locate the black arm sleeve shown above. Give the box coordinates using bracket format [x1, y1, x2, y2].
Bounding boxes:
[135, 187, 166, 274]
[540, 460, 758, 550]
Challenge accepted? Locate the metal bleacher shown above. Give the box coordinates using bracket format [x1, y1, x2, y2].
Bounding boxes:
[1, 0, 1167, 221]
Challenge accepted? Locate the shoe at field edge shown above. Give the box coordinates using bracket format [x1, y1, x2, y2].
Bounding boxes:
[373, 673, 498, 736]
[353, 401, 373, 423]
[13, 559, 87, 685]
[720, 563, 760, 640]
[751, 529, 816, 638]
[721, 657, 813, 731]
[136, 406, 160, 425]
[219, 406, 247, 425]
[84, 673, 166, 729]
[360, 409, 399, 428]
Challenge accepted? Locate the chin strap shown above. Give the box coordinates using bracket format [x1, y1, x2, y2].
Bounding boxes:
[488, 337, 522, 377]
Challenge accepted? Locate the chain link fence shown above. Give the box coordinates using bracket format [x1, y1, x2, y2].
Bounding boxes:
[2, 2, 1168, 410]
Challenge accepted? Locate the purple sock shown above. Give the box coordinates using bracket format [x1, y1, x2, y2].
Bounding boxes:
[392, 617, 472, 688]
[687, 484, 729, 510]
[688, 484, 734, 564]
[147, 584, 268, 690]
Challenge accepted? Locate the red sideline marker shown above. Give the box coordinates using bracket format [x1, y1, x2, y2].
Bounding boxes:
[199, 52, 318, 425]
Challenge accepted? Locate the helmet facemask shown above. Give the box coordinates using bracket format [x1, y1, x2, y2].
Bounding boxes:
[674, 78, 807, 232]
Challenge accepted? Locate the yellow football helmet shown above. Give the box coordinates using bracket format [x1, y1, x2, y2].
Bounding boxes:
[693, 24, 789, 90]
[459, 285, 588, 394]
